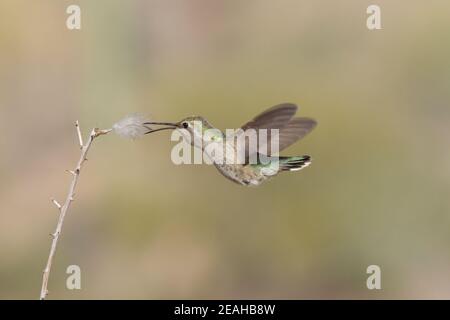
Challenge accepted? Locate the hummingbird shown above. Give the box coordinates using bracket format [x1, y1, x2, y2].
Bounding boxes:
[143, 103, 317, 186]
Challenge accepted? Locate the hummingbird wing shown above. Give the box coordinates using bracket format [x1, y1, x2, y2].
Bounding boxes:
[237, 103, 297, 162]
[270, 117, 317, 153]
[240, 103, 297, 131]
[234, 103, 316, 163]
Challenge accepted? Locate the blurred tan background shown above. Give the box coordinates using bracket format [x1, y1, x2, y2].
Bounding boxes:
[1, 0, 450, 299]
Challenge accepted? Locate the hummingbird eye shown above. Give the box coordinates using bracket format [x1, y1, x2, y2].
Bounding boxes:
[182, 122, 189, 129]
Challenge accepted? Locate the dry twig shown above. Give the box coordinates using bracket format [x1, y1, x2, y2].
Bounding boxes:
[40, 122, 111, 300]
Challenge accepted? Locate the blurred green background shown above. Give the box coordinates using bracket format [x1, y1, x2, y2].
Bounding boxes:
[1, 0, 449, 299]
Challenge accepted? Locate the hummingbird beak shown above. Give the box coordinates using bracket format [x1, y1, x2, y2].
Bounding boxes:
[143, 121, 181, 134]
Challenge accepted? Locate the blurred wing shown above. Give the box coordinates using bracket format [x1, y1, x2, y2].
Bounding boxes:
[236, 103, 297, 163]
[274, 117, 317, 153]
[241, 103, 297, 131]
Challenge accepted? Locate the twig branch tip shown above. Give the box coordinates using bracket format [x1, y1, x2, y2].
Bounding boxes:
[75, 121, 83, 148]
[51, 199, 62, 209]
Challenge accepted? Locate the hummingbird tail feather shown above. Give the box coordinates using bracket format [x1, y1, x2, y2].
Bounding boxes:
[279, 156, 311, 172]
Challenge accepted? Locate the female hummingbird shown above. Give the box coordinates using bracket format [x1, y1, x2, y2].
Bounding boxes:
[144, 103, 317, 186]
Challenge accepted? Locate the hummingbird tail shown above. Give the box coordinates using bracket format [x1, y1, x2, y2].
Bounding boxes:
[279, 156, 311, 172]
